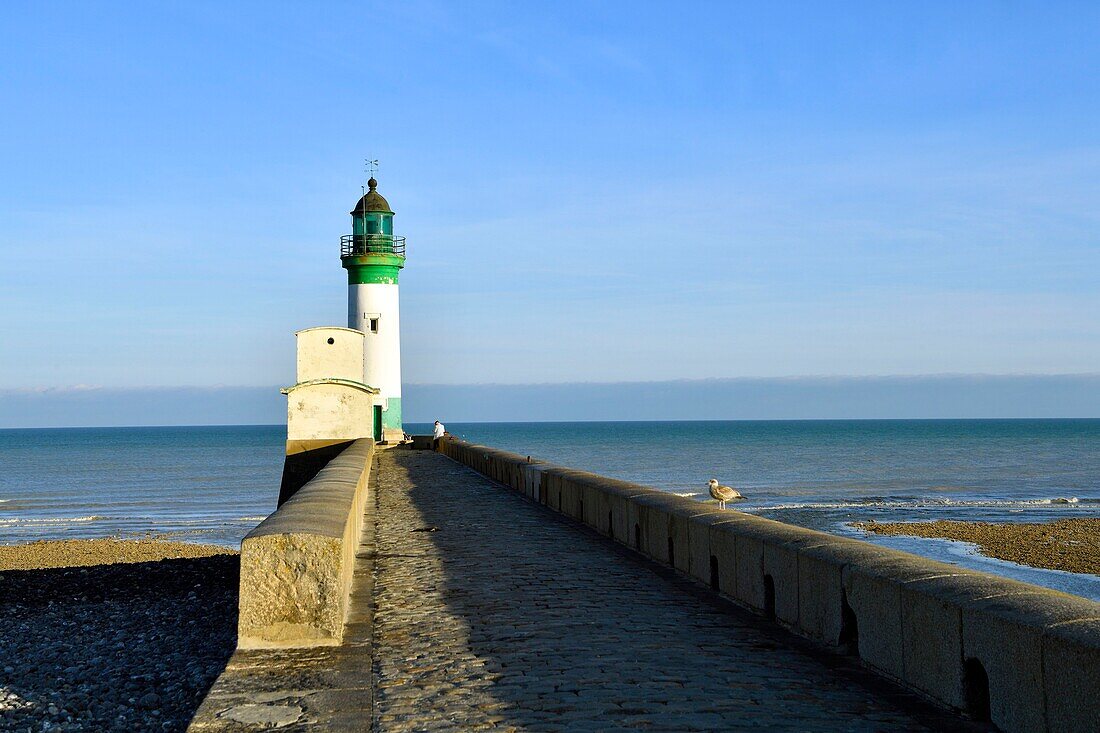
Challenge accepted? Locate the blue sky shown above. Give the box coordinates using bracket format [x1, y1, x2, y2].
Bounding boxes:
[1, 2, 1098, 400]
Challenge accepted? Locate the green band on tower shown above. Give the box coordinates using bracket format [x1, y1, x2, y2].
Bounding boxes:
[344, 259, 403, 284]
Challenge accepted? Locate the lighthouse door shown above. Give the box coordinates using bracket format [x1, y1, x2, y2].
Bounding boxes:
[372, 405, 383, 442]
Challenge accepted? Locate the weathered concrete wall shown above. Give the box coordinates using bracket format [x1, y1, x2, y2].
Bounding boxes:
[237, 439, 374, 649]
[283, 326, 378, 444]
[438, 436, 1100, 733]
[295, 327, 365, 383]
[284, 381, 375, 443]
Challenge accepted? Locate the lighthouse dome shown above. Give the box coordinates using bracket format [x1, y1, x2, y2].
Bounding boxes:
[351, 177, 393, 214]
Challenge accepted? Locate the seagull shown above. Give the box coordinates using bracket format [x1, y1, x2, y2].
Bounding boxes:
[708, 479, 743, 509]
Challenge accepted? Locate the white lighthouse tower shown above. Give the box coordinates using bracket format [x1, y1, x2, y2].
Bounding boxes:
[340, 176, 406, 443]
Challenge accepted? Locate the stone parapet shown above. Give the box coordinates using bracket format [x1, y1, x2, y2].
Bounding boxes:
[237, 439, 375, 649]
[438, 436, 1100, 733]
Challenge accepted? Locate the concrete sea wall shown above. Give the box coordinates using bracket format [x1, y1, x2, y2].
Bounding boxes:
[438, 436, 1100, 733]
[278, 439, 356, 506]
[236, 439, 374, 649]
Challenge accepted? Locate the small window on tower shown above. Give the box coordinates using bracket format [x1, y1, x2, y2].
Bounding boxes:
[369, 318, 379, 334]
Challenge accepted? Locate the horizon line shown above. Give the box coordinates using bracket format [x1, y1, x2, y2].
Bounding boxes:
[4, 416, 1100, 432]
[4, 371, 1100, 393]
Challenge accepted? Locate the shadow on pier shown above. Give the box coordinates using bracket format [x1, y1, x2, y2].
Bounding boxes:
[373, 448, 987, 731]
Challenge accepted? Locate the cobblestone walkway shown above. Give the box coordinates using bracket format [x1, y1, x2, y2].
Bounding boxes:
[371, 449, 969, 732]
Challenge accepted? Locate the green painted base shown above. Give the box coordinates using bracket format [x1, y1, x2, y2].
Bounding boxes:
[383, 396, 402, 431]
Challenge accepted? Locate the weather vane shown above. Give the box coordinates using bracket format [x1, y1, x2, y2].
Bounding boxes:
[365, 158, 379, 178]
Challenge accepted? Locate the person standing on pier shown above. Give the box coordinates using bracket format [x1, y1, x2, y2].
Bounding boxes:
[433, 420, 446, 449]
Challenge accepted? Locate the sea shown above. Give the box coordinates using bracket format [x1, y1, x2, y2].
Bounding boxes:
[2, 419, 1098, 599]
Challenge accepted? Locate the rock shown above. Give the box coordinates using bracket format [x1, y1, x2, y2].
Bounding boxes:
[0, 551, 238, 732]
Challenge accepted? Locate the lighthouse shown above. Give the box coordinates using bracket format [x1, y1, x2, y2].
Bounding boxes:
[341, 177, 406, 443]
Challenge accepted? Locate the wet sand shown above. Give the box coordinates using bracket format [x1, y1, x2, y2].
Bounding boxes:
[856, 517, 1100, 576]
[1, 538, 239, 731]
[0, 537, 235, 571]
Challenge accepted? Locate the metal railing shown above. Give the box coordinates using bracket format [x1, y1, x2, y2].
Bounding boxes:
[340, 234, 406, 257]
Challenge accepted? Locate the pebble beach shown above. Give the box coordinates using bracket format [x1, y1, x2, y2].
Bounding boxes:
[0, 538, 239, 732]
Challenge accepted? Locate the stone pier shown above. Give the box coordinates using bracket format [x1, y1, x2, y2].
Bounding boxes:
[191, 448, 981, 731]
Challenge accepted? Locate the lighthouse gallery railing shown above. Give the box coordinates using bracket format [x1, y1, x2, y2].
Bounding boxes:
[340, 234, 406, 257]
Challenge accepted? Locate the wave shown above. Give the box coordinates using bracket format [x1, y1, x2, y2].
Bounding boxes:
[0, 515, 108, 526]
[0, 514, 274, 529]
[758, 496, 1096, 511]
